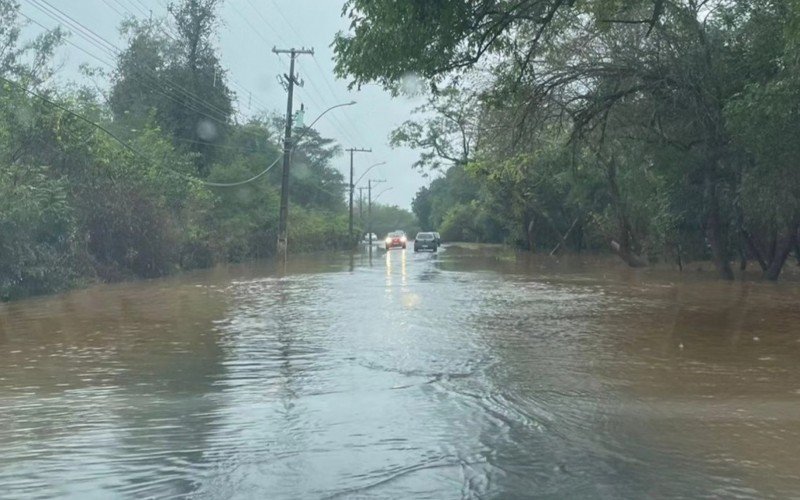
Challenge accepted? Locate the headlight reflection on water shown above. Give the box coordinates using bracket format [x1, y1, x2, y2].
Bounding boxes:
[384, 247, 408, 289]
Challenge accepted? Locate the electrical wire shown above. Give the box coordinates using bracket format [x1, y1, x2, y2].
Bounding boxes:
[26, 0, 251, 128]
[0, 75, 280, 187]
[240, 0, 365, 146]
[241, 0, 288, 47]
[262, 0, 366, 143]
[1, 76, 344, 189]
[13, 2, 355, 189]
[97, 0, 272, 117]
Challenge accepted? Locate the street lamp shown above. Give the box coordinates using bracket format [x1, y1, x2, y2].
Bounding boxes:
[352, 161, 386, 247]
[293, 101, 357, 147]
[354, 161, 386, 187]
[278, 100, 357, 264]
[374, 187, 393, 202]
[367, 185, 392, 258]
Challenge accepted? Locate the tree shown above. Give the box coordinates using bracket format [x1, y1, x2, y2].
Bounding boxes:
[390, 86, 479, 171]
[165, 0, 232, 175]
[0, 0, 64, 84]
[347, 1, 800, 280]
[367, 204, 420, 238]
[110, 1, 233, 176]
[334, 0, 665, 91]
[725, 0, 800, 280]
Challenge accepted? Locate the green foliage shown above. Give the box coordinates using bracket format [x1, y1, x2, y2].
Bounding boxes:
[392, 0, 800, 279]
[364, 204, 419, 238]
[439, 202, 492, 243]
[390, 86, 478, 170]
[110, 1, 233, 176]
[0, 164, 84, 300]
[334, 0, 665, 91]
[288, 207, 349, 252]
[0, 3, 356, 300]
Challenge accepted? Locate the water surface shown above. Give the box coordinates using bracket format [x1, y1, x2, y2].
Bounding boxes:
[1, 246, 799, 498]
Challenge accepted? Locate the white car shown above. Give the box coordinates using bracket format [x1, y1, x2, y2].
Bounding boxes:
[361, 233, 379, 244]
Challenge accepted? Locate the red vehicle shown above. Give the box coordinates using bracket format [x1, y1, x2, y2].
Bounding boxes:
[384, 230, 407, 250]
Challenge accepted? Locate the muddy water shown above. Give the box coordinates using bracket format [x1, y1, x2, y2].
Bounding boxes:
[1, 245, 799, 498]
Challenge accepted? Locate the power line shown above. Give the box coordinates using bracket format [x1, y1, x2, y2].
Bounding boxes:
[100, 0, 125, 17]
[0, 75, 280, 188]
[27, 0, 224, 115]
[257, 0, 367, 143]
[267, 0, 303, 43]
[20, 7, 274, 154]
[238, 0, 364, 146]
[99, 0, 272, 117]
[227, 2, 274, 48]
[310, 55, 368, 141]
[18, 11, 117, 68]
[241, 0, 289, 47]
[121, 0, 148, 17]
[22, 0, 267, 141]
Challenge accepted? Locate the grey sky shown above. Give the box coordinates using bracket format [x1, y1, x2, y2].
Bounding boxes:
[20, 0, 430, 209]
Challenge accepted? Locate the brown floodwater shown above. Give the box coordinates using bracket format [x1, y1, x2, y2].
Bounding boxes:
[1, 245, 799, 498]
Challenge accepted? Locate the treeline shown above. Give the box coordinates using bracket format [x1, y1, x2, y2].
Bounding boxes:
[1, 0, 354, 300]
[364, 203, 420, 238]
[335, 0, 800, 280]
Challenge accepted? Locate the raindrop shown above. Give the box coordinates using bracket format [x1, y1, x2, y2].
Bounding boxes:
[400, 71, 425, 96]
[196, 120, 218, 141]
[292, 162, 310, 179]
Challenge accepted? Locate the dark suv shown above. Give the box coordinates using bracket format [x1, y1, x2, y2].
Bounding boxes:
[414, 232, 438, 252]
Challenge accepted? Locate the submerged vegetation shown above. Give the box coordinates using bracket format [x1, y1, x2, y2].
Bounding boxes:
[335, 0, 800, 281]
[0, 0, 411, 300]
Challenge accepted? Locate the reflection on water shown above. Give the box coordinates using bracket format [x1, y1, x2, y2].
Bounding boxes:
[1, 245, 800, 498]
[384, 247, 408, 289]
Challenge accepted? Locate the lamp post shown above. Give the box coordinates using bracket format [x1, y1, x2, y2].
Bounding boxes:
[367, 183, 390, 259]
[278, 100, 356, 264]
[373, 186, 393, 202]
[354, 161, 386, 187]
[352, 161, 385, 247]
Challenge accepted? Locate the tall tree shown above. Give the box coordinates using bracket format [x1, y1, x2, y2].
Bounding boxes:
[166, 0, 232, 175]
[110, 0, 233, 176]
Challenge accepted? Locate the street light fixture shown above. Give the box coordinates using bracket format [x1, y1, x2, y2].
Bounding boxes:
[278, 100, 357, 264]
[354, 161, 387, 187]
[374, 186, 393, 202]
[307, 101, 356, 129]
[293, 101, 357, 146]
[366, 184, 392, 259]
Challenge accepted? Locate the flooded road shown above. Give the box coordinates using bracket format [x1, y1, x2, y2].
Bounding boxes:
[2, 244, 800, 498]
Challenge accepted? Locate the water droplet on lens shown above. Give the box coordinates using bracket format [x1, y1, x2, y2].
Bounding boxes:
[196, 120, 217, 141]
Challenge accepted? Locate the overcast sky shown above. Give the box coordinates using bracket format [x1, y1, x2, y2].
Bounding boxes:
[20, 0, 431, 209]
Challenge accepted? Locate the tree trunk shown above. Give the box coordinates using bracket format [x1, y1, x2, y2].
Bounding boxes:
[763, 224, 799, 281]
[704, 178, 734, 280]
[550, 217, 580, 256]
[742, 229, 768, 271]
[610, 240, 647, 267]
[739, 244, 747, 271]
[525, 217, 535, 252]
[606, 161, 646, 268]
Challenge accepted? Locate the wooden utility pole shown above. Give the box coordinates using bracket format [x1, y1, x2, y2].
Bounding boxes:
[346, 147, 371, 247]
[367, 178, 386, 258]
[273, 46, 314, 264]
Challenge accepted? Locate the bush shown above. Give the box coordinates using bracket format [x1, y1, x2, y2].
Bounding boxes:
[0, 165, 85, 300]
